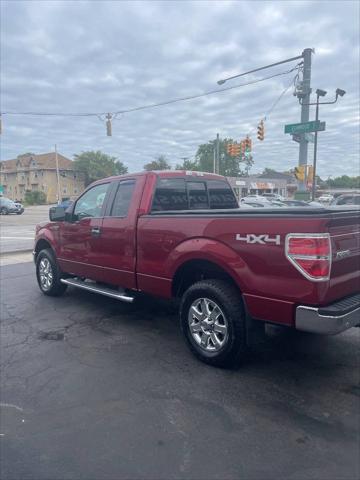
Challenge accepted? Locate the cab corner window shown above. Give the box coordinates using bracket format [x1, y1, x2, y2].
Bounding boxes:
[73, 183, 109, 220]
[110, 180, 135, 217]
[152, 178, 188, 211]
[207, 180, 238, 209]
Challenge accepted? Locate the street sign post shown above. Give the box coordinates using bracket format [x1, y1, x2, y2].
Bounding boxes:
[285, 120, 326, 134]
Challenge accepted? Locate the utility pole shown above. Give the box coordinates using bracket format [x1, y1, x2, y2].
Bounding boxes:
[216, 133, 220, 174]
[297, 48, 313, 191]
[55, 144, 61, 204]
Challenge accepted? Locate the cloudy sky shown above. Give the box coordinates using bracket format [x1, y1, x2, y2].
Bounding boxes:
[1, 0, 359, 177]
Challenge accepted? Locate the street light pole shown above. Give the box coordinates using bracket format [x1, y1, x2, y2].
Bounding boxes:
[311, 93, 321, 201]
[300, 88, 346, 201]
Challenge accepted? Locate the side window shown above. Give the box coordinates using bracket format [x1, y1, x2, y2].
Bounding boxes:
[110, 180, 135, 217]
[152, 178, 188, 211]
[337, 196, 351, 205]
[207, 180, 238, 209]
[187, 181, 209, 209]
[74, 183, 109, 220]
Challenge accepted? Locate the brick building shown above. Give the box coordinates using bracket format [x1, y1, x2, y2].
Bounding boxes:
[0, 152, 85, 203]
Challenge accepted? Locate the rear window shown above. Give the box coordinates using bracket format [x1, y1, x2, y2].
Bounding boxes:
[207, 180, 238, 209]
[187, 181, 209, 209]
[152, 178, 188, 211]
[152, 177, 238, 212]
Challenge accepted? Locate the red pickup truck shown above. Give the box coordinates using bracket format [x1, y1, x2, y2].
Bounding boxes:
[34, 171, 360, 367]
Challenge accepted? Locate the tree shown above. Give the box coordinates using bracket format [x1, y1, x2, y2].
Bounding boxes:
[195, 137, 253, 177]
[73, 150, 128, 186]
[143, 155, 171, 171]
[175, 158, 200, 171]
[327, 175, 360, 189]
[262, 168, 278, 175]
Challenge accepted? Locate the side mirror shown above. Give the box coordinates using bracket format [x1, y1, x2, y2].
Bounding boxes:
[49, 206, 66, 222]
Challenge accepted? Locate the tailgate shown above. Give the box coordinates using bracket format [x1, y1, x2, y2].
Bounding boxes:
[326, 209, 360, 302]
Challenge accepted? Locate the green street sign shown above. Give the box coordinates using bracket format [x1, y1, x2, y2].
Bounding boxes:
[285, 120, 326, 134]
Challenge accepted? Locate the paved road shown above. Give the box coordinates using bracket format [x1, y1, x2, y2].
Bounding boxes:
[1, 262, 359, 480]
[0, 205, 51, 253]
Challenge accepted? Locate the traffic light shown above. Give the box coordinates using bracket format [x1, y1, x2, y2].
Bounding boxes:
[294, 165, 305, 181]
[307, 165, 314, 181]
[226, 142, 241, 157]
[246, 136, 252, 151]
[233, 143, 241, 156]
[106, 113, 112, 136]
[257, 120, 265, 141]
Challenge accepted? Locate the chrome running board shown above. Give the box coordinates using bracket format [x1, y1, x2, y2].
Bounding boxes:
[61, 278, 134, 303]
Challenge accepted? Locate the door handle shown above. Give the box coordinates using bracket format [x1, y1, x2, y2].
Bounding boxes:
[91, 226, 101, 237]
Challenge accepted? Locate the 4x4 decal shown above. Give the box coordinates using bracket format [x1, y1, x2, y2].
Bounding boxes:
[236, 234, 281, 245]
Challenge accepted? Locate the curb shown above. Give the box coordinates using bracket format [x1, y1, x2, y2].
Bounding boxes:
[0, 249, 33, 256]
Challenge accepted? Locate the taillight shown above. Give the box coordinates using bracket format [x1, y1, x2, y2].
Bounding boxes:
[285, 234, 331, 281]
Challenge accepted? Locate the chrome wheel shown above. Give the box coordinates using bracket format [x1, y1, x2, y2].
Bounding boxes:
[188, 297, 228, 352]
[39, 258, 53, 291]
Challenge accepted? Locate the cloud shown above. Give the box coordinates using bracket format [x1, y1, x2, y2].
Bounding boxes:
[0, 0, 359, 179]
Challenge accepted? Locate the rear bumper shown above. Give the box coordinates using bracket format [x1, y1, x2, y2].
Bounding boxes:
[296, 293, 360, 334]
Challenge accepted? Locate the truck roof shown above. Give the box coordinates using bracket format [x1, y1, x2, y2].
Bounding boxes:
[90, 170, 226, 186]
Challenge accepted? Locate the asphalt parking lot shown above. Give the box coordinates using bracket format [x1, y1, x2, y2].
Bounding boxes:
[1, 261, 360, 480]
[0, 205, 50, 254]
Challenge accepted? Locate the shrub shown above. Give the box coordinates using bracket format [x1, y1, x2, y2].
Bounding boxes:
[24, 190, 47, 205]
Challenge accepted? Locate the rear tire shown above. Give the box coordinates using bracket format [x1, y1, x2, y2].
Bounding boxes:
[180, 279, 247, 368]
[36, 249, 67, 296]
[1, 207, 8, 215]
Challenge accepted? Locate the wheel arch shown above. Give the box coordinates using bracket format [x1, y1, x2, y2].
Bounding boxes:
[172, 258, 241, 297]
[34, 237, 55, 261]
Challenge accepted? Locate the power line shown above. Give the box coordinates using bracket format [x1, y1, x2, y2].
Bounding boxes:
[1, 65, 300, 117]
[245, 73, 298, 138]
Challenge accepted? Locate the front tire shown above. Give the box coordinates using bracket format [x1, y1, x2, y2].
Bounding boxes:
[36, 249, 67, 296]
[180, 279, 247, 368]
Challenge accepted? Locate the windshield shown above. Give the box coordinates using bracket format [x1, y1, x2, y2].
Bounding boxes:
[0, 198, 15, 206]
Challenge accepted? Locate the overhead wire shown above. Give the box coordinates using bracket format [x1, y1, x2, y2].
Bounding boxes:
[1, 64, 300, 117]
[245, 64, 302, 138]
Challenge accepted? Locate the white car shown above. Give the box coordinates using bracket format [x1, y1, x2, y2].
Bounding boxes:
[262, 193, 285, 201]
[318, 194, 333, 203]
[240, 195, 270, 204]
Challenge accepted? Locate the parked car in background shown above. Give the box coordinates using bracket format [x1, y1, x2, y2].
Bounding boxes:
[58, 199, 73, 209]
[262, 193, 285, 201]
[308, 200, 325, 208]
[239, 201, 265, 208]
[281, 200, 310, 207]
[240, 196, 285, 208]
[0, 197, 24, 215]
[331, 193, 360, 206]
[318, 193, 334, 203]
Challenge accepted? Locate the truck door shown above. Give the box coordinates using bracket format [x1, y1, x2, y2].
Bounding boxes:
[57, 182, 111, 281]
